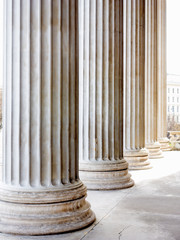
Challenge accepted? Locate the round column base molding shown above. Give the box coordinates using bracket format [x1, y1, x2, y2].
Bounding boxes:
[0, 181, 87, 204]
[146, 142, 164, 159]
[161, 146, 172, 151]
[0, 182, 95, 235]
[124, 149, 152, 170]
[79, 159, 134, 190]
[159, 138, 172, 151]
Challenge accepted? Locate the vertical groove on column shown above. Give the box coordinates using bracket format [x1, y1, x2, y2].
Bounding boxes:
[51, 0, 61, 186]
[149, 0, 151, 144]
[151, 0, 156, 142]
[125, 0, 131, 151]
[89, 0, 96, 161]
[20, 0, 30, 186]
[30, 0, 41, 187]
[12, 0, 20, 185]
[146, 0, 150, 145]
[135, 0, 140, 148]
[151, 0, 154, 143]
[150, 0, 153, 143]
[109, 0, 114, 159]
[119, 0, 124, 158]
[139, 0, 145, 148]
[131, 0, 135, 150]
[3, 0, 6, 182]
[102, 0, 109, 160]
[162, 0, 167, 138]
[154, 0, 157, 141]
[5, 0, 12, 184]
[61, 0, 70, 184]
[75, 0, 79, 180]
[114, 0, 120, 159]
[96, 1, 103, 161]
[157, 0, 161, 140]
[83, 0, 89, 162]
[40, 0, 52, 186]
[69, 0, 76, 182]
[161, 0, 163, 136]
[145, 0, 148, 146]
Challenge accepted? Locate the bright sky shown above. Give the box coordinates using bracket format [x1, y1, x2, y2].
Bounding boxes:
[167, 0, 180, 75]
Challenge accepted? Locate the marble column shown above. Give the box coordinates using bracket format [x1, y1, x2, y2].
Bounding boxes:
[0, 0, 95, 235]
[157, 0, 170, 151]
[124, 0, 151, 170]
[145, 0, 163, 158]
[0, 87, 2, 179]
[79, 0, 134, 190]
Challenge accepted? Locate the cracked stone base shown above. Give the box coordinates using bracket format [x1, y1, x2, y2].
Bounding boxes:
[80, 159, 134, 190]
[0, 182, 95, 235]
[124, 149, 152, 170]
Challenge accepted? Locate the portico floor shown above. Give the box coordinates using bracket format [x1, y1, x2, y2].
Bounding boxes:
[1, 151, 180, 240]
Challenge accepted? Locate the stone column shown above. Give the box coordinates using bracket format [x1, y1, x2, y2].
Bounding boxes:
[157, 0, 170, 151]
[79, 0, 134, 190]
[0, 89, 2, 177]
[0, 88, 2, 124]
[124, 0, 150, 170]
[0, 0, 95, 235]
[145, 0, 163, 158]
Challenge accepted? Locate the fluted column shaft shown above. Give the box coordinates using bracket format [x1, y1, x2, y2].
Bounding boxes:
[157, 0, 170, 151]
[124, 0, 150, 170]
[0, 0, 95, 235]
[145, 0, 163, 158]
[79, 0, 133, 190]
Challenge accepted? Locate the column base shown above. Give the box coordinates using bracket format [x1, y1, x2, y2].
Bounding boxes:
[0, 181, 95, 235]
[79, 159, 134, 190]
[124, 149, 151, 170]
[159, 138, 172, 151]
[146, 142, 164, 159]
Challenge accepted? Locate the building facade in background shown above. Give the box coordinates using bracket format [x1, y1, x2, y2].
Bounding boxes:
[167, 74, 180, 123]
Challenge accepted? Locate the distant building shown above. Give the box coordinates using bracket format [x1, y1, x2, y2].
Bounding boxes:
[167, 74, 180, 123]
